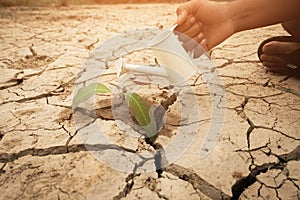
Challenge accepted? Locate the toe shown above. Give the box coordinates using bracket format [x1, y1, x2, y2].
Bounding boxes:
[260, 54, 286, 65]
[260, 54, 288, 73]
[262, 41, 300, 55]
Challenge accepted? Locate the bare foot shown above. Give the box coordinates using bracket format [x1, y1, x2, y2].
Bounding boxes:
[259, 39, 300, 76]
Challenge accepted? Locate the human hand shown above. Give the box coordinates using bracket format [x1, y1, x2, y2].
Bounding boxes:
[175, 0, 235, 53]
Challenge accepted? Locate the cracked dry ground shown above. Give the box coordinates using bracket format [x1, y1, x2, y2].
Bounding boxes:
[0, 4, 299, 200]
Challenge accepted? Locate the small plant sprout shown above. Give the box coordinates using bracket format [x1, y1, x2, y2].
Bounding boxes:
[72, 83, 165, 142]
[72, 83, 111, 110]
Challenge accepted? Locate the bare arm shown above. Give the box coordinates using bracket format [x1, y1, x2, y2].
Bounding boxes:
[229, 0, 300, 33]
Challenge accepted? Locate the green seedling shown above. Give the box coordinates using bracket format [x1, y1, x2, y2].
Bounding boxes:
[72, 83, 164, 142]
[125, 93, 161, 141]
[72, 83, 111, 110]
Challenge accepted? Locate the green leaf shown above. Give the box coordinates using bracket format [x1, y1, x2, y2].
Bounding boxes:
[72, 83, 111, 110]
[125, 93, 158, 139]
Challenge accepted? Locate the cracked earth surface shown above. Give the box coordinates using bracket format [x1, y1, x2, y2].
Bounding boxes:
[0, 4, 299, 200]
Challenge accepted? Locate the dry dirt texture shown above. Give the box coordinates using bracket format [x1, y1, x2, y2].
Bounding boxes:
[0, 4, 299, 200]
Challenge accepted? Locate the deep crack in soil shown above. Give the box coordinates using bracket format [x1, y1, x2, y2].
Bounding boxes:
[231, 145, 300, 200]
[165, 164, 231, 200]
